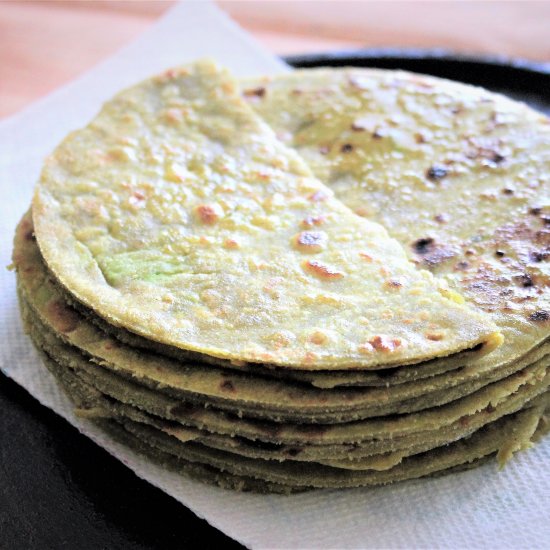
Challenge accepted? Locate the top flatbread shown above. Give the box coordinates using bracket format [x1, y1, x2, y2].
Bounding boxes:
[243, 68, 550, 371]
[32, 61, 499, 370]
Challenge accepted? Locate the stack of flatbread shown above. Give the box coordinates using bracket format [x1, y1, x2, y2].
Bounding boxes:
[13, 60, 550, 493]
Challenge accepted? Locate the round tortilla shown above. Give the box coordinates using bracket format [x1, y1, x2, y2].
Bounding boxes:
[243, 67, 550, 382]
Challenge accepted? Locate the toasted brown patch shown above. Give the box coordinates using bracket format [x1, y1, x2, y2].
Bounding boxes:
[426, 165, 448, 181]
[340, 143, 354, 153]
[413, 238, 458, 267]
[301, 215, 326, 228]
[514, 273, 534, 288]
[413, 237, 435, 254]
[303, 351, 318, 364]
[530, 250, 549, 262]
[455, 261, 470, 271]
[194, 204, 221, 225]
[308, 331, 328, 345]
[220, 380, 236, 392]
[303, 260, 344, 280]
[45, 300, 79, 333]
[434, 213, 449, 224]
[292, 231, 327, 253]
[358, 343, 375, 355]
[286, 447, 303, 457]
[385, 278, 404, 290]
[243, 87, 266, 98]
[369, 335, 402, 352]
[529, 310, 550, 323]
[415, 132, 429, 144]
[224, 238, 239, 250]
[458, 416, 471, 428]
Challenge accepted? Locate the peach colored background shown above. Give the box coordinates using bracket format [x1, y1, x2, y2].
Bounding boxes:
[2, 1, 549, 118]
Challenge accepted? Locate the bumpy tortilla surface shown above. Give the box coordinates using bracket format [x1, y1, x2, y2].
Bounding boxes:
[243, 68, 550, 374]
[32, 61, 499, 370]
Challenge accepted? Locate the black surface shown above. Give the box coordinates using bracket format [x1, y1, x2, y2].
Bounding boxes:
[2, 50, 549, 550]
[0, 374, 242, 550]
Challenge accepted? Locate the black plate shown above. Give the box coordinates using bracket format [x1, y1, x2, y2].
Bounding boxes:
[2, 50, 549, 550]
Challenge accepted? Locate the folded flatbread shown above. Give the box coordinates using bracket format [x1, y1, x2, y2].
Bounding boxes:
[32, 61, 499, 370]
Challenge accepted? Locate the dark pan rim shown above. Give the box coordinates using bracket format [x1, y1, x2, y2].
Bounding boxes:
[284, 47, 550, 76]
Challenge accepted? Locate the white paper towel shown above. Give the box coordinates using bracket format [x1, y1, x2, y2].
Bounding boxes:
[1, 2, 549, 548]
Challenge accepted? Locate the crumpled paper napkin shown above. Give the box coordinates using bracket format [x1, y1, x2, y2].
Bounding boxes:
[1, 2, 549, 548]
